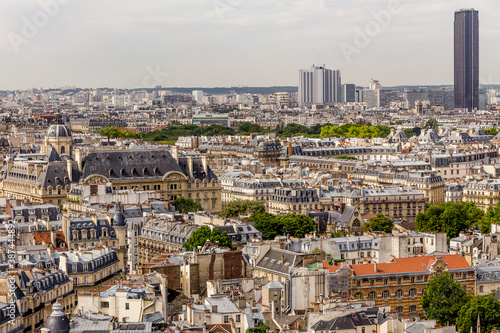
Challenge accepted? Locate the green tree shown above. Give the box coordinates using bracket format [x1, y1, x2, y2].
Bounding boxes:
[249, 212, 282, 240]
[250, 212, 316, 239]
[421, 271, 470, 326]
[332, 230, 347, 238]
[456, 293, 500, 333]
[238, 122, 263, 134]
[173, 197, 202, 214]
[480, 202, 500, 234]
[363, 214, 394, 233]
[425, 119, 439, 131]
[246, 320, 269, 333]
[222, 200, 265, 218]
[416, 202, 484, 240]
[279, 214, 316, 238]
[183, 225, 232, 250]
[484, 128, 499, 136]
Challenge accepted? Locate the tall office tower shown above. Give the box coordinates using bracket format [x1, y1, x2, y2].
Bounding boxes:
[340, 84, 356, 103]
[298, 65, 341, 107]
[454, 9, 479, 112]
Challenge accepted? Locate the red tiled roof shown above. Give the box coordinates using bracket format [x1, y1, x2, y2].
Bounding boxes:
[33, 231, 66, 250]
[323, 260, 342, 273]
[350, 254, 471, 276]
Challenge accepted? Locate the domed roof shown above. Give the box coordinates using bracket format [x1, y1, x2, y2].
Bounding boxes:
[47, 124, 72, 138]
[44, 302, 70, 333]
[112, 202, 126, 226]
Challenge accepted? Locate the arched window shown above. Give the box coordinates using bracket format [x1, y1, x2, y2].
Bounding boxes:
[60, 146, 65, 154]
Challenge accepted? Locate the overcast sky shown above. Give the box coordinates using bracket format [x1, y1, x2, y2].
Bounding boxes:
[0, 0, 498, 90]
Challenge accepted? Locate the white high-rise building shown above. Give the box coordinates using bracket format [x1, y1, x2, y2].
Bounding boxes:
[192, 90, 204, 104]
[298, 65, 341, 107]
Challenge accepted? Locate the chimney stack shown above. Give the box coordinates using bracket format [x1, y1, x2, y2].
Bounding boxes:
[171, 146, 179, 163]
[67, 160, 73, 181]
[187, 156, 194, 177]
[161, 274, 169, 323]
[75, 148, 82, 172]
[201, 155, 208, 175]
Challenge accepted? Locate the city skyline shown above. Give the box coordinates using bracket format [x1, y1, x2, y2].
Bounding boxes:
[0, 0, 499, 90]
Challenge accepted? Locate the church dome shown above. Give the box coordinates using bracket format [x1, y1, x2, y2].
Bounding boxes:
[44, 302, 70, 333]
[47, 124, 72, 138]
[111, 202, 126, 227]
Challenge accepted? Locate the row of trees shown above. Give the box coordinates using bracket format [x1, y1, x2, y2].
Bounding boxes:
[221, 200, 317, 239]
[98, 122, 397, 144]
[421, 272, 500, 333]
[320, 124, 392, 138]
[249, 212, 316, 239]
[416, 202, 494, 240]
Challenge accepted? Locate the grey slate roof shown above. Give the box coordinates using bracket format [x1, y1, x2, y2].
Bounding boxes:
[82, 149, 184, 180]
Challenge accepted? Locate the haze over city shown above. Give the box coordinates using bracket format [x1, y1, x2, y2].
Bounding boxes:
[1, 0, 499, 90]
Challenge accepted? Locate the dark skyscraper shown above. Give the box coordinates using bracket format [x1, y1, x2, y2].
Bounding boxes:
[454, 9, 479, 112]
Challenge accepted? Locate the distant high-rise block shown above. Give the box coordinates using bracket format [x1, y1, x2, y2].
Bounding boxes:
[340, 84, 356, 103]
[454, 9, 479, 112]
[298, 65, 341, 107]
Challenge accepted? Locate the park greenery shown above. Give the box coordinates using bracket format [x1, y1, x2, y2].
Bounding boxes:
[173, 197, 202, 214]
[182, 225, 232, 251]
[320, 124, 392, 138]
[97, 122, 395, 144]
[221, 200, 266, 218]
[363, 214, 394, 233]
[249, 212, 316, 239]
[421, 271, 470, 326]
[334, 155, 358, 160]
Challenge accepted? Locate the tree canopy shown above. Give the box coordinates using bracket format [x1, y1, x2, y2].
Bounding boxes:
[183, 225, 232, 250]
[484, 128, 498, 136]
[363, 214, 394, 233]
[238, 122, 263, 134]
[456, 293, 500, 333]
[222, 200, 266, 218]
[480, 202, 500, 234]
[249, 212, 316, 239]
[320, 124, 392, 138]
[425, 119, 439, 131]
[420, 271, 470, 326]
[415, 202, 484, 240]
[173, 197, 202, 214]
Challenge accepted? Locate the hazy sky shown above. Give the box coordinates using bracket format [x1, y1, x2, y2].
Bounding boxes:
[0, 0, 498, 90]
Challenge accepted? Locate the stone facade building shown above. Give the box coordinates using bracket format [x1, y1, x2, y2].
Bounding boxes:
[348, 255, 474, 316]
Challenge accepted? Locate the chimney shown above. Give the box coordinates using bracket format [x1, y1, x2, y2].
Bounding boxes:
[35, 164, 43, 177]
[51, 230, 57, 248]
[161, 274, 169, 323]
[171, 146, 179, 163]
[59, 253, 68, 273]
[62, 215, 70, 241]
[187, 156, 194, 177]
[374, 263, 377, 273]
[281, 255, 284, 264]
[67, 160, 73, 181]
[201, 155, 208, 175]
[75, 148, 82, 172]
